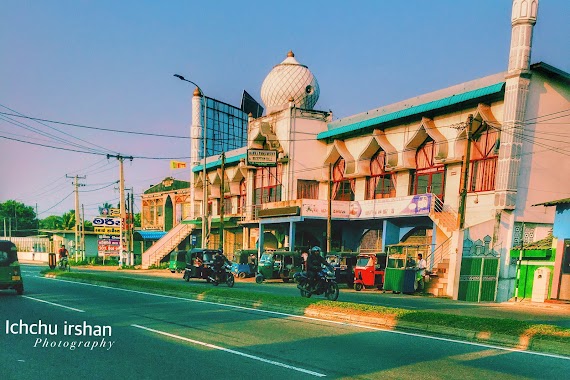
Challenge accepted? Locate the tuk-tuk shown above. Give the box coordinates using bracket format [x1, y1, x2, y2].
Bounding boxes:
[255, 251, 304, 284]
[326, 252, 359, 287]
[230, 249, 258, 278]
[169, 250, 187, 273]
[353, 252, 387, 291]
[182, 248, 221, 282]
[0, 240, 24, 295]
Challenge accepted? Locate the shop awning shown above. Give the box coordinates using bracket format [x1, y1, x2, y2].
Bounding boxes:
[133, 230, 167, 241]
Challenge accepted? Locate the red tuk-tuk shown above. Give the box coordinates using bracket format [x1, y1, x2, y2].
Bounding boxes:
[353, 253, 387, 291]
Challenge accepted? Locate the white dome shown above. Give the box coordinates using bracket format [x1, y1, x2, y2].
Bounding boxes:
[260, 51, 320, 114]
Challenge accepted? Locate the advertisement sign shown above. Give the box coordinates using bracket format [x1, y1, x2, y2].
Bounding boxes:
[300, 194, 432, 220]
[247, 149, 277, 167]
[94, 227, 121, 235]
[92, 217, 121, 227]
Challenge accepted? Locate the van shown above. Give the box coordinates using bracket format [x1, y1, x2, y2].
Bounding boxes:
[0, 240, 24, 295]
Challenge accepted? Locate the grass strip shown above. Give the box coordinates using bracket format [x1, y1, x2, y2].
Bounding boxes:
[42, 269, 570, 348]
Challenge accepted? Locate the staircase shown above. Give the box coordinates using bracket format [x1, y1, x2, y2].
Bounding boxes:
[424, 237, 452, 297]
[141, 223, 194, 269]
[430, 195, 457, 237]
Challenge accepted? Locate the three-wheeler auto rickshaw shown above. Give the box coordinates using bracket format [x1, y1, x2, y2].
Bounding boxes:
[255, 250, 304, 284]
[168, 250, 187, 273]
[182, 248, 220, 282]
[326, 251, 359, 287]
[230, 249, 258, 278]
[353, 252, 387, 291]
[0, 240, 24, 295]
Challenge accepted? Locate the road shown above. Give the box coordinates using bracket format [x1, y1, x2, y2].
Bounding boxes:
[1, 266, 568, 380]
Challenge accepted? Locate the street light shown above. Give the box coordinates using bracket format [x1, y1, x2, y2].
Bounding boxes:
[174, 74, 208, 249]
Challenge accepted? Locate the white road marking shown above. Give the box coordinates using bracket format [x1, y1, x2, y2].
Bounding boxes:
[132, 324, 326, 377]
[22, 295, 85, 313]
[41, 276, 570, 361]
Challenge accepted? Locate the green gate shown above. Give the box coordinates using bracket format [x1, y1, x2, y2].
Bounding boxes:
[458, 256, 500, 302]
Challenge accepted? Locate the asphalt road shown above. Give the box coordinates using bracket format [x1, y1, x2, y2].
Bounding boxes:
[0, 266, 568, 380]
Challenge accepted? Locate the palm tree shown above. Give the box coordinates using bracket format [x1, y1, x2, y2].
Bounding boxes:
[61, 210, 76, 230]
[98, 202, 114, 216]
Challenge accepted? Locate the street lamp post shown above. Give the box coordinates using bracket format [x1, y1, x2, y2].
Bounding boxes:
[174, 74, 208, 249]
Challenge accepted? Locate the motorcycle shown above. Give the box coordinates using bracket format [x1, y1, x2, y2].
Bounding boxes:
[208, 263, 235, 288]
[294, 267, 339, 301]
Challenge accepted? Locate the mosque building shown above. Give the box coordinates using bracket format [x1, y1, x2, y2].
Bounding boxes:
[141, 0, 569, 302]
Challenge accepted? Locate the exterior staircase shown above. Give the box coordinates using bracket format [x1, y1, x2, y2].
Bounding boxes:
[430, 195, 457, 238]
[424, 237, 452, 297]
[141, 223, 194, 269]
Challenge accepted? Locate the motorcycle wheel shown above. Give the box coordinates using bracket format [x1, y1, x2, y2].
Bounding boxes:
[300, 288, 311, 298]
[326, 282, 339, 301]
[226, 273, 235, 288]
[255, 274, 264, 284]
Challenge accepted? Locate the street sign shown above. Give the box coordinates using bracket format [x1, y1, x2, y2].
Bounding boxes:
[247, 149, 277, 167]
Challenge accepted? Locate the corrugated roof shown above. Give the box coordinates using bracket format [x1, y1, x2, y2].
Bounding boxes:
[533, 198, 570, 207]
[317, 82, 505, 140]
[134, 230, 167, 240]
[192, 153, 247, 173]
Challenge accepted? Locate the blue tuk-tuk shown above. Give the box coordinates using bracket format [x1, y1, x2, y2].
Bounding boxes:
[230, 249, 258, 278]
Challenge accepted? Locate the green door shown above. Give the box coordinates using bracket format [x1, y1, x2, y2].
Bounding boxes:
[458, 257, 499, 302]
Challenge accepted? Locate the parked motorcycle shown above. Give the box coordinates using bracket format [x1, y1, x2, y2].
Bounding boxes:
[294, 267, 339, 301]
[208, 263, 235, 288]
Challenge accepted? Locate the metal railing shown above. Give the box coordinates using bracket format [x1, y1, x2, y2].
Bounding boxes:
[144, 223, 193, 268]
[425, 236, 453, 271]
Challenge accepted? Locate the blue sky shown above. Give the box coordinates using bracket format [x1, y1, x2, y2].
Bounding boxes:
[1, 0, 569, 223]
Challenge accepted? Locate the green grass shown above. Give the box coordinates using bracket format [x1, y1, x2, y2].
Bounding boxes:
[41, 269, 570, 351]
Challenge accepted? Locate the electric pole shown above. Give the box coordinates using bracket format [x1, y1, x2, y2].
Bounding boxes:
[219, 152, 225, 252]
[107, 154, 133, 265]
[67, 174, 86, 260]
[458, 114, 474, 229]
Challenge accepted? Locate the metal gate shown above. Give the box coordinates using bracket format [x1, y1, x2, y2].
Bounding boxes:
[458, 257, 500, 302]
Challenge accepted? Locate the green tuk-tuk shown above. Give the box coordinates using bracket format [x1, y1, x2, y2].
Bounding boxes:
[0, 240, 24, 295]
[169, 250, 187, 273]
[255, 251, 304, 284]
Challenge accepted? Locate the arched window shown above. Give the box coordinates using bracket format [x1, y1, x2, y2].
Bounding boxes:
[411, 137, 445, 199]
[367, 150, 396, 199]
[254, 164, 282, 205]
[332, 158, 355, 201]
[469, 125, 498, 192]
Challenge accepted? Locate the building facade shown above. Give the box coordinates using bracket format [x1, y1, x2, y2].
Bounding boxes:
[142, 0, 570, 302]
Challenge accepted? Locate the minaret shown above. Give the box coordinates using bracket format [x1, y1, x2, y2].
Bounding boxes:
[190, 87, 203, 219]
[495, 0, 538, 209]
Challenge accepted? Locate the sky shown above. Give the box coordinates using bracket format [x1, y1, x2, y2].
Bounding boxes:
[1, 0, 569, 225]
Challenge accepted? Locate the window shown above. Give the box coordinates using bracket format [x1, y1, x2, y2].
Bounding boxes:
[468, 126, 498, 192]
[367, 150, 396, 199]
[297, 180, 319, 199]
[411, 138, 445, 199]
[332, 158, 354, 201]
[223, 197, 233, 214]
[239, 178, 246, 213]
[254, 164, 282, 205]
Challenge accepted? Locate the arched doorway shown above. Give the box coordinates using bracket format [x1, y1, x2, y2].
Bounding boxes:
[164, 196, 174, 231]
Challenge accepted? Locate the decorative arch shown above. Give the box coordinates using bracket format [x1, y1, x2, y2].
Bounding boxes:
[403, 117, 448, 168]
[249, 121, 282, 151]
[323, 140, 356, 177]
[455, 104, 501, 158]
[357, 130, 398, 175]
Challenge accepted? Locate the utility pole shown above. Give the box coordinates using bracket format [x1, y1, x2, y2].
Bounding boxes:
[327, 162, 332, 253]
[130, 190, 135, 260]
[219, 152, 225, 252]
[67, 174, 86, 260]
[458, 114, 474, 229]
[107, 154, 133, 265]
[81, 204, 86, 260]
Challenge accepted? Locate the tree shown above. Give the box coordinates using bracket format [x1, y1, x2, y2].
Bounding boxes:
[134, 213, 141, 228]
[61, 210, 76, 230]
[0, 200, 39, 236]
[98, 202, 113, 216]
[39, 215, 63, 230]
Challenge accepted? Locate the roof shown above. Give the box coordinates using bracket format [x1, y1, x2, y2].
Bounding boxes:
[530, 62, 570, 84]
[532, 198, 570, 207]
[133, 230, 167, 240]
[193, 152, 247, 173]
[317, 82, 505, 140]
[144, 178, 190, 194]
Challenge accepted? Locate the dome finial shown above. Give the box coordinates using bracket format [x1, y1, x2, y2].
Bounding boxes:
[287, 50, 294, 58]
[193, 87, 201, 96]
